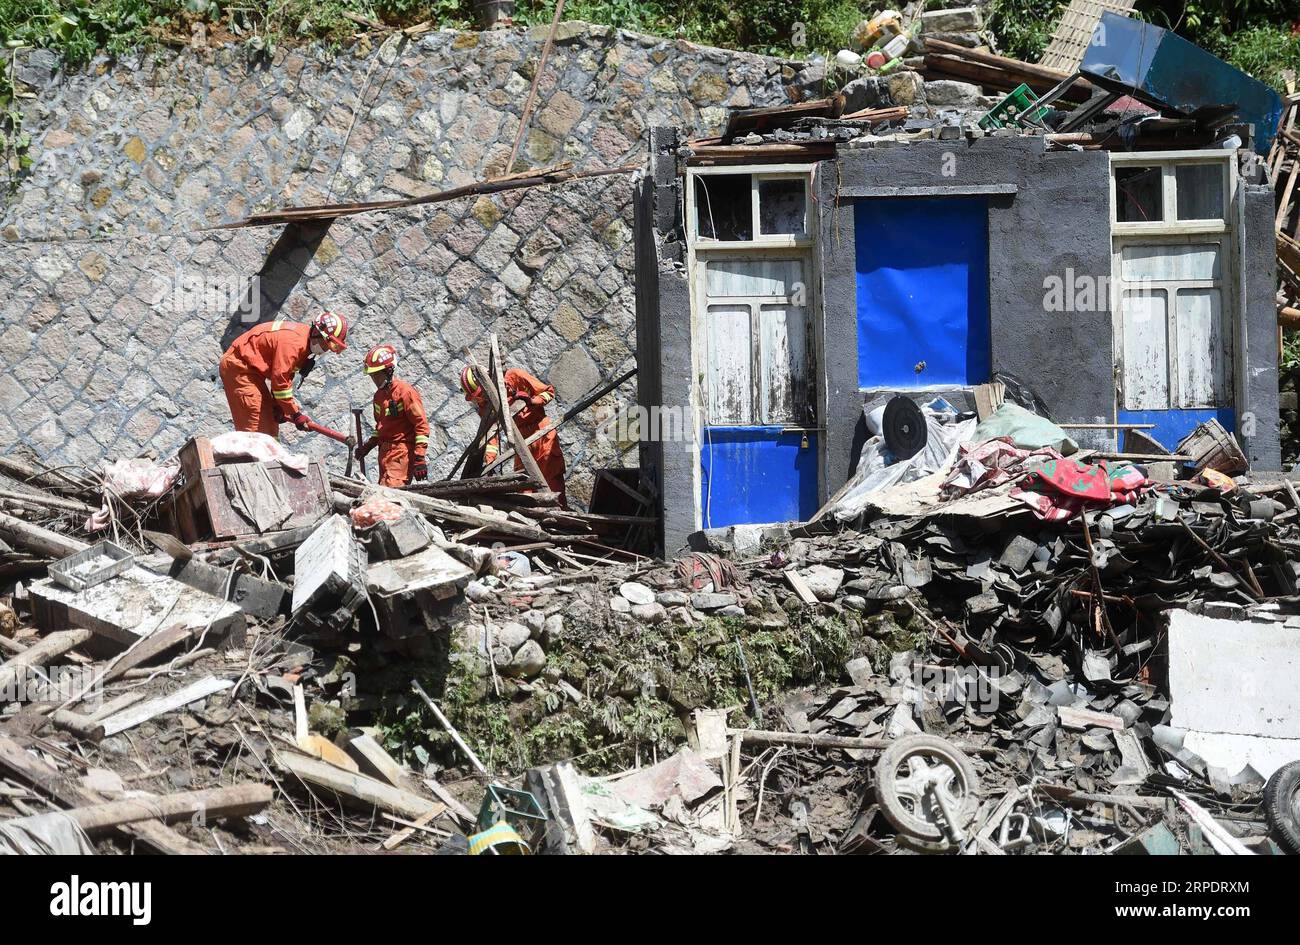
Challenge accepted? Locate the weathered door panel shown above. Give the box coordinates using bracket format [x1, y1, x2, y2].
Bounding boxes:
[698, 252, 818, 527]
[1113, 238, 1232, 448]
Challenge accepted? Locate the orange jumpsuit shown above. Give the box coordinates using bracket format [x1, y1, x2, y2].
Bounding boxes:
[373, 378, 431, 487]
[219, 320, 312, 437]
[480, 368, 567, 505]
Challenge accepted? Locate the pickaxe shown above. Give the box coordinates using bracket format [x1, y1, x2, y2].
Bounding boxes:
[302, 419, 357, 477]
[349, 407, 367, 480]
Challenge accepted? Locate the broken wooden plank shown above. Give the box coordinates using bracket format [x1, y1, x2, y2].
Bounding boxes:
[102, 623, 197, 684]
[48, 708, 105, 742]
[0, 511, 89, 559]
[423, 777, 477, 826]
[276, 750, 444, 821]
[483, 336, 550, 491]
[4, 784, 272, 834]
[98, 677, 234, 737]
[342, 731, 421, 791]
[481, 367, 638, 478]
[86, 690, 147, 723]
[0, 628, 92, 694]
[380, 808, 445, 850]
[0, 487, 96, 515]
[330, 476, 551, 542]
[0, 731, 207, 854]
[784, 568, 820, 606]
[214, 162, 637, 229]
[730, 728, 890, 751]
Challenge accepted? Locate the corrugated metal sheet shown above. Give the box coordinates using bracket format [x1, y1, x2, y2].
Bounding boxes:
[1081, 12, 1283, 155]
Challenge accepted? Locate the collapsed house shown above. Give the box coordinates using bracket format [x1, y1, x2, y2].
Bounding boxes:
[636, 11, 1284, 554]
[3, 8, 1300, 859]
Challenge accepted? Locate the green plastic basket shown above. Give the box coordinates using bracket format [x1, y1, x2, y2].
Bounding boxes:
[978, 83, 1049, 130]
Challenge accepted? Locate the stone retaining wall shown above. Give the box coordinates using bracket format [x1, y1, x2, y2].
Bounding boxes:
[0, 23, 794, 505]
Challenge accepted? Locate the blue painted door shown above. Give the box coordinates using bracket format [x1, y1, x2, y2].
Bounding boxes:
[854, 197, 991, 388]
[701, 427, 819, 528]
[698, 255, 817, 527]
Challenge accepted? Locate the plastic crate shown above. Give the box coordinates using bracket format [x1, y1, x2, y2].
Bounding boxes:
[48, 540, 135, 592]
[978, 83, 1049, 130]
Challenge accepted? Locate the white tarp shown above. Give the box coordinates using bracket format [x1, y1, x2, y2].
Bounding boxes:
[834, 403, 977, 523]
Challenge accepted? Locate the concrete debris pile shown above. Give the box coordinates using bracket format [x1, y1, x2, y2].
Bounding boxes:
[724, 4, 1275, 163]
[3, 426, 1300, 855]
[0, 444, 648, 855]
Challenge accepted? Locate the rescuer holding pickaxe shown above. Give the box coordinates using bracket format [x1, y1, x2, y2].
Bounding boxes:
[219, 312, 350, 438]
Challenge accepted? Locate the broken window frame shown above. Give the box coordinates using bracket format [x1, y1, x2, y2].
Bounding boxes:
[689, 167, 815, 249]
[1110, 151, 1234, 233]
[686, 165, 820, 429]
[1109, 150, 1241, 415]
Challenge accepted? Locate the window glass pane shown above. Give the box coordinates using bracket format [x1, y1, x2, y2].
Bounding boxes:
[758, 303, 811, 425]
[1175, 163, 1225, 221]
[1122, 290, 1169, 410]
[705, 258, 805, 298]
[706, 303, 752, 424]
[1175, 288, 1225, 407]
[1121, 243, 1220, 282]
[1115, 165, 1163, 223]
[695, 175, 752, 241]
[758, 179, 807, 236]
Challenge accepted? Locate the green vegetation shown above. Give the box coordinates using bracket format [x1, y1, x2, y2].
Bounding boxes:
[0, 0, 1294, 92]
[986, 0, 1300, 92]
[377, 610, 889, 774]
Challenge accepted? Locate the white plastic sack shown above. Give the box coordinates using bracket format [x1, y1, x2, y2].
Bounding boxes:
[833, 408, 977, 522]
[100, 457, 180, 499]
[210, 431, 310, 475]
[87, 457, 182, 531]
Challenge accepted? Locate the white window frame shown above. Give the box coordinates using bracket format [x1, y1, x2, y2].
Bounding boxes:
[1110, 150, 1235, 236]
[1109, 151, 1241, 416]
[686, 165, 820, 430]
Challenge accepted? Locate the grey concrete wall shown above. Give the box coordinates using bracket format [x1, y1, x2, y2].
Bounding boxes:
[0, 23, 793, 507]
[830, 137, 1117, 454]
[1242, 183, 1281, 469]
[638, 127, 711, 555]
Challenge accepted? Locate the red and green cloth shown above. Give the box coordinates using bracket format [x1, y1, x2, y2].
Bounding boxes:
[1012, 457, 1151, 521]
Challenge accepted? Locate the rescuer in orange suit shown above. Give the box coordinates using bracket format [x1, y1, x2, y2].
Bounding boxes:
[461, 364, 567, 507]
[354, 344, 431, 487]
[218, 312, 349, 438]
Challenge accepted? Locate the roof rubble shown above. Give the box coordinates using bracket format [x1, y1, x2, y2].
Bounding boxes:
[2, 380, 1299, 855]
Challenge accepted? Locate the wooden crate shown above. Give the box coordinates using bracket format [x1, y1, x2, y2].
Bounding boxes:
[170, 437, 332, 542]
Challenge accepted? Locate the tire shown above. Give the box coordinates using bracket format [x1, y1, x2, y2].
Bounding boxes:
[874, 734, 980, 845]
[1264, 760, 1300, 855]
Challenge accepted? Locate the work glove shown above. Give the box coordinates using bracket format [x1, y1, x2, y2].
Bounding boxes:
[289, 411, 312, 432]
[355, 438, 376, 461]
[412, 455, 429, 481]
